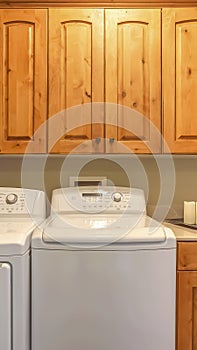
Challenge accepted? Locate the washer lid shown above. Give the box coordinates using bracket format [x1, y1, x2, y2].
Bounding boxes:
[0, 218, 38, 255]
[42, 215, 167, 246]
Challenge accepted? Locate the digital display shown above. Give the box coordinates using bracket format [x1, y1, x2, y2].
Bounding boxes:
[75, 181, 102, 187]
[82, 193, 102, 197]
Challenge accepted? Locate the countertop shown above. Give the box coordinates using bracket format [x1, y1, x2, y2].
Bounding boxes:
[164, 221, 197, 241]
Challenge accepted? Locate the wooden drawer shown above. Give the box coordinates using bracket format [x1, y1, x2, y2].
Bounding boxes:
[177, 242, 197, 271]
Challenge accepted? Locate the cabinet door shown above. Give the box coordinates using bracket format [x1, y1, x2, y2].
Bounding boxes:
[0, 9, 47, 153]
[105, 9, 161, 153]
[49, 9, 104, 154]
[163, 9, 197, 153]
[177, 271, 197, 350]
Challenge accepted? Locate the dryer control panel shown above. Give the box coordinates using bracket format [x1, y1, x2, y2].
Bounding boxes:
[0, 192, 27, 214]
[51, 186, 146, 215]
[0, 188, 46, 217]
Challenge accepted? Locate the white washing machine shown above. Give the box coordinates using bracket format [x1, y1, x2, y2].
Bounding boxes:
[32, 186, 176, 350]
[0, 187, 46, 350]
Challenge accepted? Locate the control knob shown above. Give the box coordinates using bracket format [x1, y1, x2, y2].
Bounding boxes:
[112, 192, 123, 202]
[6, 193, 18, 205]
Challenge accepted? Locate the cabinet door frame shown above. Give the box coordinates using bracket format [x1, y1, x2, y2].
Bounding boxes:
[0, 9, 47, 153]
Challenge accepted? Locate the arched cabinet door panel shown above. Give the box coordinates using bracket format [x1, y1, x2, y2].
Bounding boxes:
[163, 8, 197, 153]
[48, 9, 104, 154]
[105, 9, 161, 154]
[0, 9, 47, 153]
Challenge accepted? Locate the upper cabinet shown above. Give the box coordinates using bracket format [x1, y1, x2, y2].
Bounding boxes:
[48, 9, 104, 153]
[0, 9, 47, 153]
[1, 7, 197, 154]
[105, 9, 161, 153]
[163, 8, 197, 153]
[49, 8, 161, 154]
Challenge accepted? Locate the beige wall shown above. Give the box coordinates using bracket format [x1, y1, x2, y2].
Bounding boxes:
[0, 155, 196, 218]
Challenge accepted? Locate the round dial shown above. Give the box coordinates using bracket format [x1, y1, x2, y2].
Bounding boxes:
[112, 192, 123, 202]
[6, 193, 18, 205]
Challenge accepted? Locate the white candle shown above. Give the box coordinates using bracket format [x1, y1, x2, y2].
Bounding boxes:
[184, 201, 196, 225]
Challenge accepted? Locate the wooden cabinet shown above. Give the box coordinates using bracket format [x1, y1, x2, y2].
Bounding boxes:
[48, 8, 161, 154]
[177, 242, 197, 350]
[163, 8, 197, 153]
[1, 7, 197, 154]
[0, 9, 47, 153]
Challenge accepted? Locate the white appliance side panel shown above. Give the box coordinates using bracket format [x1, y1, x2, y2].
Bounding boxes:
[11, 253, 30, 350]
[32, 249, 176, 350]
[0, 263, 11, 350]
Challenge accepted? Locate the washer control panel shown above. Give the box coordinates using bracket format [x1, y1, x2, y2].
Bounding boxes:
[0, 188, 46, 217]
[51, 186, 146, 214]
[0, 192, 28, 214]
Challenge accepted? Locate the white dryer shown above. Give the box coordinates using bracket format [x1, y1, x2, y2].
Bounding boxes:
[0, 187, 45, 350]
[32, 186, 176, 350]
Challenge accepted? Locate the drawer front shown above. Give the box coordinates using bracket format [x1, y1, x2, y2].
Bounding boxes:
[177, 242, 197, 270]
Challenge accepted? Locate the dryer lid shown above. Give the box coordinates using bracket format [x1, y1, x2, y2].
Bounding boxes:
[0, 218, 39, 255]
[42, 214, 167, 247]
